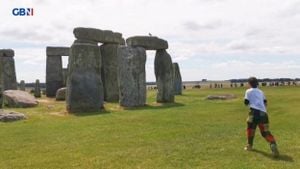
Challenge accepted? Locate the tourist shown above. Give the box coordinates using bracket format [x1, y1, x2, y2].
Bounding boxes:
[243, 77, 279, 157]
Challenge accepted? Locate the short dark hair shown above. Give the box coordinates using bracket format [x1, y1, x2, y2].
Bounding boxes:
[248, 77, 258, 88]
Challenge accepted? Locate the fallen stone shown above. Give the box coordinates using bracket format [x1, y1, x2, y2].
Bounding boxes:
[73, 27, 125, 44]
[118, 46, 146, 107]
[0, 110, 26, 122]
[126, 36, 168, 50]
[46, 47, 70, 56]
[206, 94, 237, 100]
[155, 49, 174, 103]
[3, 90, 38, 108]
[56, 87, 66, 101]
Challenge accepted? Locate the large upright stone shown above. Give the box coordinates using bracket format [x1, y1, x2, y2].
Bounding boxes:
[126, 36, 168, 50]
[19, 80, 26, 91]
[73, 27, 125, 44]
[62, 68, 68, 86]
[46, 47, 69, 97]
[173, 63, 182, 95]
[0, 49, 17, 91]
[117, 46, 146, 107]
[155, 49, 174, 103]
[66, 40, 104, 113]
[34, 79, 41, 98]
[100, 44, 119, 102]
[46, 55, 63, 97]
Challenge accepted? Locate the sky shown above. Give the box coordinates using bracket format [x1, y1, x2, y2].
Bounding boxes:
[0, 0, 300, 82]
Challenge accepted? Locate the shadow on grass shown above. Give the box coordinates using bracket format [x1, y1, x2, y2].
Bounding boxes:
[72, 109, 111, 117]
[71, 102, 185, 116]
[252, 149, 294, 162]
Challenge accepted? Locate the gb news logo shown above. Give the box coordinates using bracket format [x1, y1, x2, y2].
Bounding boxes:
[12, 8, 34, 16]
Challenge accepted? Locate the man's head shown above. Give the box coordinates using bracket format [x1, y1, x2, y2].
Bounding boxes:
[248, 77, 258, 88]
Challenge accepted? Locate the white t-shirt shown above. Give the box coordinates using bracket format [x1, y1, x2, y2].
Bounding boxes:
[244, 88, 267, 113]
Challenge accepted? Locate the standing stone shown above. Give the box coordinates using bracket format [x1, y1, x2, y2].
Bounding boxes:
[118, 46, 146, 107]
[155, 49, 174, 103]
[0, 53, 2, 108]
[46, 55, 63, 97]
[46, 47, 69, 97]
[173, 63, 182, 95]
[62, 68, 68, 86]
[66, 40, 104, 113]
[0, 49, 17, 91]
[100, 44, 119, 102]
[19, 80, 26, 91]
[34, 79, 41, 98]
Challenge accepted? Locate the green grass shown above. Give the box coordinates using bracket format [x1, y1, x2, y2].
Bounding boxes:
[0, 86, 299, 169]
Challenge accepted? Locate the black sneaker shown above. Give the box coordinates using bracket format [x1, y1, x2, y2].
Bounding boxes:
[270, 143, 279, 158]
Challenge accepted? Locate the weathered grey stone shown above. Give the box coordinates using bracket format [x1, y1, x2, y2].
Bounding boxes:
[56, 87, 66, 101]
[3, 90, 38, 108]
[117, 46, 146, 107]
[73, 27, 125, 44]
[46, 55, 63, 97]
[173, 63, 182, 95]
[19, 80, 26, 91]
[34, 79, 41, 98]
[0, 110, 26, 122]
[0, 56, 3, 108]
[0, 49, 14, 57]
[155, 49, 174, 103]
[66, 40, 104, 113]
[62, 68, 68, 86]
[0, 52, 17, 91]
[126, 36, 168, 50]
[46, 47, 70, 56]
[100, 44, 119, 102]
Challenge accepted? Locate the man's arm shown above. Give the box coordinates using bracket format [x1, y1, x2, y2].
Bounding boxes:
[244, 99, 249, 106]
[264, 99, 267, 106]
[244, 90, 249, 106]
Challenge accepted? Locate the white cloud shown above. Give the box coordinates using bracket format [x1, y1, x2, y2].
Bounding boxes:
[0, 0, 300, 82]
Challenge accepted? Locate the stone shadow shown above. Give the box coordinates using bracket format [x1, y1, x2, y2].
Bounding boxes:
[72, 109, 111, 117]
[122, 102, 185, 111]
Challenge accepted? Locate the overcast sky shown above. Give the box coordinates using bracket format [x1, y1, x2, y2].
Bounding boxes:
[1, 0, 300, 82]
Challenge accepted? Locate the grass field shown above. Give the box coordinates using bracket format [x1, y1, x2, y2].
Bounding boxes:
[0, 86, 299, 169]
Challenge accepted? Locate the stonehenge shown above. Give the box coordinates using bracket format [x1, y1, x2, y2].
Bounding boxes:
[126, 36, 175, 103]
[67, 27, 127, 113]
[0, 27, 180, 113]
[0, 49, 18, 91]
[173, 63, 182, 95]
[155, 49, 174, 103]
[46, 47, 70, 97]
[118, 46, 146, 107]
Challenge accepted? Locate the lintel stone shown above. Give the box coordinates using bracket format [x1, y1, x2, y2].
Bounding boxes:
[73, 27, 125, 45]
[46, 47, 70, 56]
[126, 36, 168, 50]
